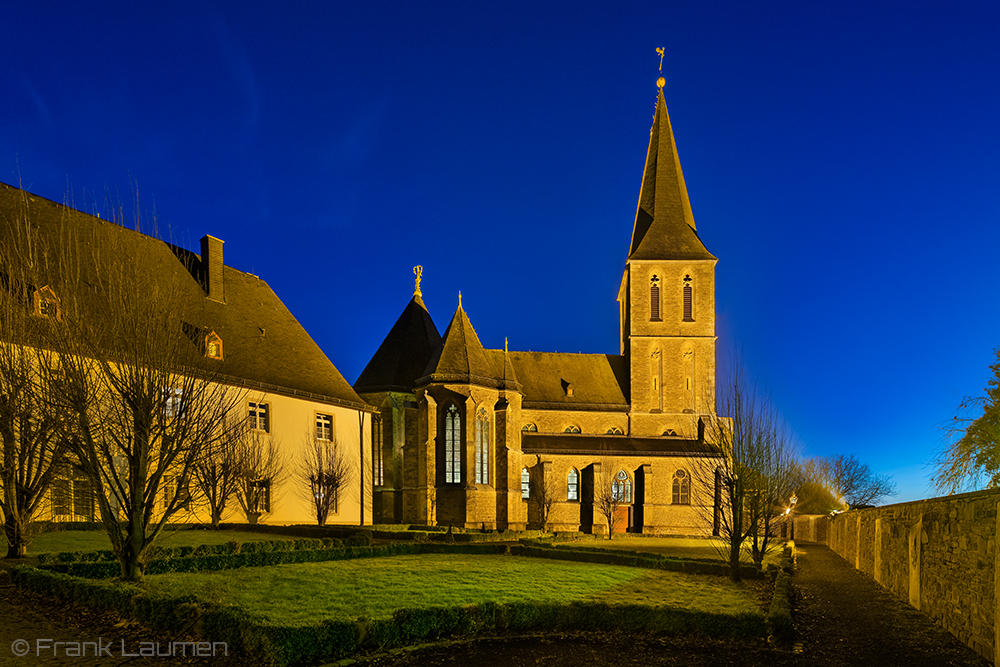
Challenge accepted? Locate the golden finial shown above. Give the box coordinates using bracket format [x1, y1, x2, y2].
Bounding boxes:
[413, 265, 423, 297]
[656, 47, 666, 88]
[458, 291, 462, 308]
[504, 337, 508, 353]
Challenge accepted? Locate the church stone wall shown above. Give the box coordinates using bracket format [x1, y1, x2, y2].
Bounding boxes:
[519, 408, 628, 436]
[523, 453, 714, 536]
[817, 490, 1000, 663]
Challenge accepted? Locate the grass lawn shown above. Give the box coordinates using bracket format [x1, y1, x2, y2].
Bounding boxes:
[6, 529, 297, 555]
[567, 536, 784, 566]
[142, 554, 759, 626]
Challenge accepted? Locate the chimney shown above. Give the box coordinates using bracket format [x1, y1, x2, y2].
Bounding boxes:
[200, 235, 225, 303]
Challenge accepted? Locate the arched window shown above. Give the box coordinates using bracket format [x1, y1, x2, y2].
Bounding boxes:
[606, 427, 623, 435]
[650, 275, 661, 321]
[521, 423, 537, 432]
[564, 425, 581, 434]
[612, 470, 632, 503]
[475, 408, 489, 484]
[521, 467, 530, 499]
[672, 469, 690, 504]
[567, 468, 579, 501]
[682, 275, 693, 321]
[444, 405, 461, 484]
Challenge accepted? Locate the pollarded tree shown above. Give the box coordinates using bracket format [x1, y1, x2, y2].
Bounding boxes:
[0, 188, 70, 557]
[299, 434, 353, 526]
[934, 348, 1000, 493]
[191, 413, 246, 528]
[234, 428, 286, 524]
[47, 199, 243, 581]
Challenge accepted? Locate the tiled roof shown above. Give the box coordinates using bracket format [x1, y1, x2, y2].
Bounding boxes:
[0, 182, 368, 410]
[628, 88, 716, 262]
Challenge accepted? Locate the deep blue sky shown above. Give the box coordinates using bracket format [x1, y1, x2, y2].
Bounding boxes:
[3, 2, 998, 504]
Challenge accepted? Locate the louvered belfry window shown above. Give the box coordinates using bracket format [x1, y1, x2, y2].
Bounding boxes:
[445, 405, 461, 483]
[650, 276, 661, 321]
[683, 276, 693, 321]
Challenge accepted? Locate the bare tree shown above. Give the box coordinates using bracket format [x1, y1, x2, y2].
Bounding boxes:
[191, 414, 245, 528]
[744, 410, 797, 567]
[934, 348, 1000, 493]
[0, 188, 70, 557]
[234, 429, 285, 524]
[47, 199, 243, 580]
[529, 459, 556, 531]
[697, 355, 791, 580]
[591, 461, 629, 540]
[804, 453, 896, 507]
[299, 434, 353, 526]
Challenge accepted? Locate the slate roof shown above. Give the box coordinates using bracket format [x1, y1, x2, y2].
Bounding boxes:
[628, 87, 716, 262]
[505, 351, 629, 409]
[521, 433, 721, 457]
[354, 294, 441, 394]
[421, 301, 498, 386]
[0, 182, 369, 410]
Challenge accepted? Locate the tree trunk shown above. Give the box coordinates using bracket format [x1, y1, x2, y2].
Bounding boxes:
[4, 516, 26, 558]
[210, 508, 222, 528]
[729, 541, 742, 582]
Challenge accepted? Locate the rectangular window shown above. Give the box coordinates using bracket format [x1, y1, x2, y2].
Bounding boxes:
[249, 479, 271, 513]
[162, 475, 190, 511]
[52, 477, 71, 516]
[249, 401, 270, 432]
[163, 387, 184, 418]
[316, 413, 334, 440]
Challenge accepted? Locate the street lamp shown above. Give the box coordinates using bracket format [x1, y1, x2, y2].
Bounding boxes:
[789, 494, 798, 541]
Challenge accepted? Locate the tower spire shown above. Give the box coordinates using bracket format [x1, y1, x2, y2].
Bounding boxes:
[626, 59, 715, 262]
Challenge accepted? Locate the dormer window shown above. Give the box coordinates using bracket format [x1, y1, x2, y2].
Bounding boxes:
[33, 286, 62, 322]
[205, 331, 223, 360]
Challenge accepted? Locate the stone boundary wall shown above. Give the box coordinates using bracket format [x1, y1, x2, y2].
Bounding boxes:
[800, 490, 999, 664]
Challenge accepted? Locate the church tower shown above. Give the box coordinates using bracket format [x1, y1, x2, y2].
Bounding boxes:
[618, 79, 717, 439]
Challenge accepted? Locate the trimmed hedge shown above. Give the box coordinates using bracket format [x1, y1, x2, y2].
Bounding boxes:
[37, 542, 511, 579]
[765, 541, 795, 640]
[513, 543, 765, 579]
[6, 565, 766, 667]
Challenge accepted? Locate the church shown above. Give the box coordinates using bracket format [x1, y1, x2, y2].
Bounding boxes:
[354, 79, 724, 535]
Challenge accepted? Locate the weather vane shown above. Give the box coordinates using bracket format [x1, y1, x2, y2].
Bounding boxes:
[656, 47, 665, 72]
[656, 48, 666, 88]
[413, 265, 423, 297]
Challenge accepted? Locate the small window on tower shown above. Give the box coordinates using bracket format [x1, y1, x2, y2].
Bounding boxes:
[683, 275, 694, 322]
[650, 276, 661, 321]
